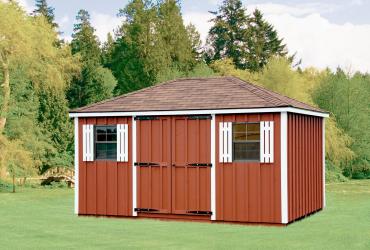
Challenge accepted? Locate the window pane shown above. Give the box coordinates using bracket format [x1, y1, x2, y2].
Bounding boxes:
[96, 127, 106, 134]
[106, 127, 117, 134]
[96, 133, 106, 141]
[247, 123, 260, 140]
[233, 124, 247, 133]
[106, 143, 117, 159]
[233, 142, 260, 161]
[107, 133, 117, 142]
[96, 143, 107, 159]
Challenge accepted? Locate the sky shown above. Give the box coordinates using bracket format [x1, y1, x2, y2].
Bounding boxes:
[17, 0, 370, 73]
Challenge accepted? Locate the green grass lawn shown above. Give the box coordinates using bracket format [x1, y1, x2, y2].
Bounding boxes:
[1, 181, 370, 249]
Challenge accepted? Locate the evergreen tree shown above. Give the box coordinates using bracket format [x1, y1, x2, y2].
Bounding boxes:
[186, 23, 203, 62]
[157, 0, 194, 71]
[206, 1, 287, 71]
[102, 32, 115, 67]
[32, 0, 58, 29]
[206, 0, 249, 69]
[110, 0, 169, 94]
[246, 9, 287, 71]
[67, 9, 116, 108]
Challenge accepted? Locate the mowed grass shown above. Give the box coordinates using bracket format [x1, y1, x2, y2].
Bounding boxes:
[1, 181, 370, 249]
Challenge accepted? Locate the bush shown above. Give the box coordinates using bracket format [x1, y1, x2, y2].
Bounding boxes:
[347, 158, 370, 179]
[326, 160, 348, 183]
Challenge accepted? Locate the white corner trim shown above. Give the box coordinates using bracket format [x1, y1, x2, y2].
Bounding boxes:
[280, 112, 288, 224]
[74, 117, 79, 215]
[210, 114, 216, 220]
[323, 118, 326, 208]
[69, 107, 329, 118]
[132, 117, 137, 216]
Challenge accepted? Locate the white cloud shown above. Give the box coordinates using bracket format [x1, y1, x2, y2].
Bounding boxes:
[183, 3, 370, 73]
[90, 12, 123, 43]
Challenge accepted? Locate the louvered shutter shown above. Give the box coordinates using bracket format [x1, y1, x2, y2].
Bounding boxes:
[219, 122, 232, 163]
[117, 124, 128, 162]
[82, 124, 94, 161]
[260, 121, 274, 163]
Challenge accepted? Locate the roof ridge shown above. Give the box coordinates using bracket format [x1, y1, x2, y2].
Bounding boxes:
[227, 77, 286, 107]
[230, 76, 323, 112]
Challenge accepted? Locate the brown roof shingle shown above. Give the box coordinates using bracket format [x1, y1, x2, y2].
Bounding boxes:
[70, 77, 326, 113]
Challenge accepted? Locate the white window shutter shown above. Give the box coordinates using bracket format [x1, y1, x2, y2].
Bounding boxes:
[219, 122, 232, 163]
[82, 124, 94, 161]
[260, 121, 274, 163]
[117, 124, 128, 162]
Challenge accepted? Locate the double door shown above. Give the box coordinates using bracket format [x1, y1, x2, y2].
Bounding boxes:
[135, 116, 211, 215]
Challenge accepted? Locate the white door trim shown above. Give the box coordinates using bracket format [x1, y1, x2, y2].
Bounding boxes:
[74, 117, 79, 215]
[210, 114, 216, 220]
[280, 112, 288, 224]
[132, 117, 137, 216]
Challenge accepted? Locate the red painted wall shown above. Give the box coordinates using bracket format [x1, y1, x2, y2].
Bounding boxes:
[287, 113, 323, 222]
[78, 117, 132, 216]
[215, 113, 282, 223]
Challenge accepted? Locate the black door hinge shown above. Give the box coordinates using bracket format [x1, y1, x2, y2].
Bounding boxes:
[187, 163, 212, 167]
[135, 116, 159, 120]
[134, 208, 159, 212]
[187, 115, 212, 120]
[134, 162, 160, 167]
[187, 210, 213, 215]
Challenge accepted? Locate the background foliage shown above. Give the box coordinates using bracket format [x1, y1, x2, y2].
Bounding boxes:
[0, 0, 369, 183]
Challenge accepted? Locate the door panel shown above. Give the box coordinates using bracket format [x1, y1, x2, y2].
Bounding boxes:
[171, 116, 211, 215]
[136, 117, 171, 213]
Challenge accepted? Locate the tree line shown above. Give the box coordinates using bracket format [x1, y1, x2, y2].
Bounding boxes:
[0, 0, 369, 190]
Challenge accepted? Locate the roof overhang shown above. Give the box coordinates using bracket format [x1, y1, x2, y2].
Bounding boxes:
[69, 107, 329, 118]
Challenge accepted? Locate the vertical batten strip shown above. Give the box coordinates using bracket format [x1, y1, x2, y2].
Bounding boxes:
[219, 123, 224, 162]
[74, 117, 79, 214]
[210, 114, 216, 220]
[132, 117, 137, 216]
[260, 121, 265, 163]
[270, 122, 274, 163]
[90, 125, 94, 161]
[124, 124, 128, 162]
[281, 112, 288, 224]
[117, 125, 121, 161]
[82, 125, 86, 161]
[227, 123, 232, 162]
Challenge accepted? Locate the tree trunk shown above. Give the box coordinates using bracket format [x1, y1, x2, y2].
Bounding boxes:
[0, 55, 10, 134]
[12, 174, 16, 193]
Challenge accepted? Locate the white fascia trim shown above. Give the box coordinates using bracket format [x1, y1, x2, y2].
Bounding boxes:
[74, 117, 79, 215]
[210, 114, 216, 220]
[280, 112, 288, 224]
[69, 107, 329, 118]
[323, 118, 326, 208]
[132, 116, 137, 216]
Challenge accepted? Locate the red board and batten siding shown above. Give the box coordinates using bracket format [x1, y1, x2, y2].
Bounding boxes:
[78, 117, 132, 216]
[215, 113, 282, 223]
[287, 113, 323, 222]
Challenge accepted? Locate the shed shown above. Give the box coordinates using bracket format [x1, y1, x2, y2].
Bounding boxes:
[69, 77, 328, 225]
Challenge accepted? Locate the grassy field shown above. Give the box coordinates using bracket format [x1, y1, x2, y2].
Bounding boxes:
[0, 181, 369, 249]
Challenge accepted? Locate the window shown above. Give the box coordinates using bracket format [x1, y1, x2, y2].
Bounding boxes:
[232, 123, 260, 161]
[95, 126, 117, 160]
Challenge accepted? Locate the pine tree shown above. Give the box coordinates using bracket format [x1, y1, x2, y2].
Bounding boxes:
[110, 0, 169, 94]
[102, 32, 115, 67]
[206, 0, 249, 69]
[157, 0, 194, 71]
[67, 9, 116, 108]
[186, 23, 203, 62]
[246, 9, 287, 71]
[32, 0, 58, 29]
[206, 1, 287, 71]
